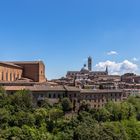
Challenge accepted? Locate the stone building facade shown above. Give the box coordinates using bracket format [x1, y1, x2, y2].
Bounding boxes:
[121, 73, 140, 83]
[80, 89, 123, 108]
[2, 83, 124, 109]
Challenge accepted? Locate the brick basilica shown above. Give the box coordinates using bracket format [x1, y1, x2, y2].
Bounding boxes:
[0, 61, 46, 82]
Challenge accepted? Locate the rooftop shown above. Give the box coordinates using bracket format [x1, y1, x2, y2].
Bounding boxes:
[80, 89, 122, 94]
[8, 61, 45, 65]
[0, 62, 22, 69]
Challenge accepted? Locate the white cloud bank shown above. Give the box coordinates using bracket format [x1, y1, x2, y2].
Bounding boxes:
[95, 60, 138, 75]
[107, 51, 118, 55]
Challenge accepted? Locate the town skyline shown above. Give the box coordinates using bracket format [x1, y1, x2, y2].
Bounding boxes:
[0, 0, 140, 79]
[0, 1, 140, 139]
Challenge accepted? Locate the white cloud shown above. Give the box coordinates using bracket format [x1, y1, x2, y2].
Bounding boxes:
[132, 57, 139, 62]
[95, 60, 138, 75]
[107, 51, 118, 55]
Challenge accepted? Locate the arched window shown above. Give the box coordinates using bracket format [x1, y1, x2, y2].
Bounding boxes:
[10, 73, 12, 81]
[17, 74, 19, 79]
[6, 72, 8, 81]
[1, 72, 4, 81]
[41, 70, 43, 74]
[13, 73, 16, 81]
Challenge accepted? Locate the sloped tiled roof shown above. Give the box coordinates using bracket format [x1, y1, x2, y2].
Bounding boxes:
[64, 85, 80, 92]
[29, 84, 65, 92]
[80, 89, 122, 94]
[0, 62, 22, 68]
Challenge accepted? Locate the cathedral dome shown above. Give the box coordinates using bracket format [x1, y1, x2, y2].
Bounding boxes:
[80, 64, 89, 73]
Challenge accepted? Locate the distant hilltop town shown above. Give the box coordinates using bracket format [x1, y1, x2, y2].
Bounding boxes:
[0, 57, 140, 109]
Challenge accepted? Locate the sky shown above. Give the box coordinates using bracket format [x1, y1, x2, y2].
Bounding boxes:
[0, 0, 140, 79]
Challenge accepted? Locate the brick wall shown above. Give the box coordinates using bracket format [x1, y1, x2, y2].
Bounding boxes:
[0, 65, 22, 81]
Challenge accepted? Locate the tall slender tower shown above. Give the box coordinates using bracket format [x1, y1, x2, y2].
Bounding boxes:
[105, 66, 108, 75]
[88, 56, 92, 71]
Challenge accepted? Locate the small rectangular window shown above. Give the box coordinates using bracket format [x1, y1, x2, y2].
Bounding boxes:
[49, 94, 51, 98]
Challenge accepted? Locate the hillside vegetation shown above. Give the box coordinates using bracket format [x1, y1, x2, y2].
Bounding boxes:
[0, 88, 140, 140]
